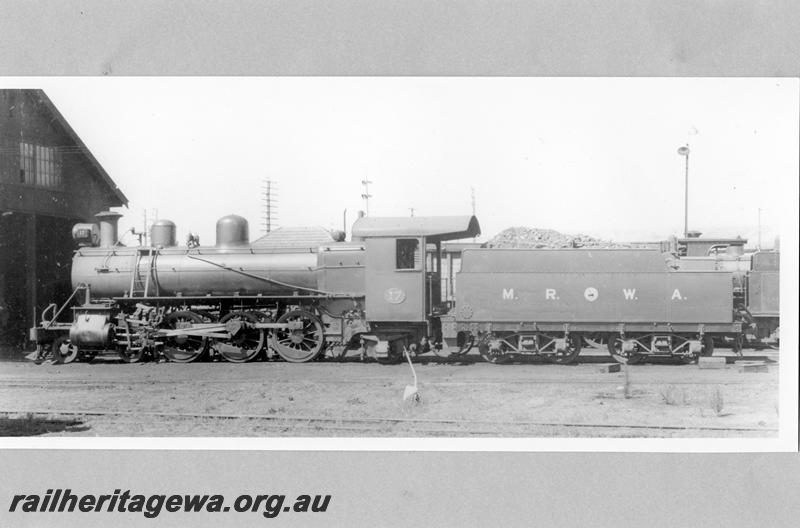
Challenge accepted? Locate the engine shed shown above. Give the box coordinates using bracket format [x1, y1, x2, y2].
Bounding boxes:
[0, 89, 127, 352]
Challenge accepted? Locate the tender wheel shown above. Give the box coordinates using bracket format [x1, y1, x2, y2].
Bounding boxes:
[548, 334, 582, 364]
[270, 309, 324, 363]
[215, 312, 265, 363]
[51, 336, 79, 364]
[607, 334, 644, 365]
[162, 311, 207, 363]
[478, 336, 513, 364]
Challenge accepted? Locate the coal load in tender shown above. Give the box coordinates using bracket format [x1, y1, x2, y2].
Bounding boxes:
[485, 226, 630, 249]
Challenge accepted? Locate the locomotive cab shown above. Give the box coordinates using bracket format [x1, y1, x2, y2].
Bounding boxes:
[351, 215, 480, 359]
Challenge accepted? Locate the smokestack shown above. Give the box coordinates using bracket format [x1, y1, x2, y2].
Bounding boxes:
[95, 211, 123, 247]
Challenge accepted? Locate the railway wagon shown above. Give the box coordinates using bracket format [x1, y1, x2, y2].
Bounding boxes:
[448, 248, 741, 364]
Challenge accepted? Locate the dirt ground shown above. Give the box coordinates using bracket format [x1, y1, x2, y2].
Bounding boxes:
[0, 349, 780, 438]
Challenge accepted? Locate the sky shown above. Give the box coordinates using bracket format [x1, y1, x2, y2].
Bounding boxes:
[3, 77, 797, 247]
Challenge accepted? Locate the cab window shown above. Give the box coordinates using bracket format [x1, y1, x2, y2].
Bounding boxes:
[396, 239, 420, 270]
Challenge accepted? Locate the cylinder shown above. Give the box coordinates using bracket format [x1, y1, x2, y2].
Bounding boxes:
[95, 211, 123, 247]
[151, 219, 177, 247]
[216, 215, 249, 248]
[69, 313, 113, 347]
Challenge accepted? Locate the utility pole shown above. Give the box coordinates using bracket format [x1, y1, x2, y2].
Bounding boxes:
[262, 179, 278, 234]
[677, 145, 690, 237]
[361, 179, 373, 216]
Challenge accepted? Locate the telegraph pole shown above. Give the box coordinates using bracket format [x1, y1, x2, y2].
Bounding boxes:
[361, 179, 373, 216]
[261, 179, 279, 234]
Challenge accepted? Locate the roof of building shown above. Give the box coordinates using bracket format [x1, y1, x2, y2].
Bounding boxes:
[251, 226, 337, 248]
[351, 215, 481, 241]
[33, 90, 128, 206]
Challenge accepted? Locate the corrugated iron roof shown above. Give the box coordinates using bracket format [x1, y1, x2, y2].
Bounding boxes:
[251, 226, 336, 248]
[351, 215, 480, 241]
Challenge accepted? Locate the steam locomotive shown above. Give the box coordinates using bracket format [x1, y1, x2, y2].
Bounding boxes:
[30, 210, 779, 365]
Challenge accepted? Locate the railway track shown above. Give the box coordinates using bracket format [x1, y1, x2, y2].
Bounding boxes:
[0, 410, 779, 436]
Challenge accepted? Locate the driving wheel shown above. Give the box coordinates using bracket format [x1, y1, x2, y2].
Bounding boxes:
[162, 311, 207, 363]
[270, 309, 324, 363]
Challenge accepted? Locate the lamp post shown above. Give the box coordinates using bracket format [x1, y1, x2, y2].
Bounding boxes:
[677, 145, 690, 237]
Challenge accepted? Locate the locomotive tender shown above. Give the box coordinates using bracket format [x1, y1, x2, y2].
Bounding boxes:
[30, 210, 778, 365]
[454, 249, 735, 364]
